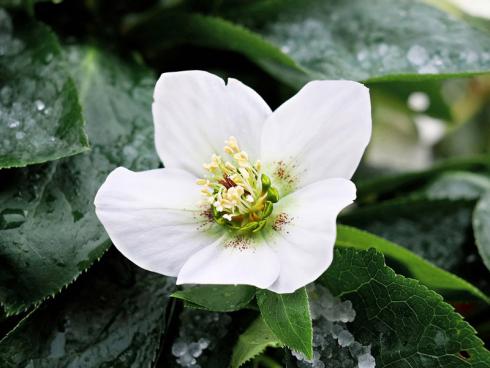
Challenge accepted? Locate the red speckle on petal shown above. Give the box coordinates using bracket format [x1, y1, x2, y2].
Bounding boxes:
[272, 212, 293, 234]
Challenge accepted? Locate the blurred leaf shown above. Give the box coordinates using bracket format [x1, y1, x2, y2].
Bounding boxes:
[336, 225, 490, 303]
[356, 155, 490, 202]
[172, 285, 256, 312]
[125, 13, 309, 87]
[0, 10, 87, 169]
[473, 193, 490, 273]
[436, 104, 490, 158]
[231, 317, 282, 368]
[320, 248, 490, 366]
[223, 0, 490, 85]
[0, 255, 174, 367]
[0, 45, 159, 315]
[342, 198, 475, 271]
[426, 172, 490, 200]
[256, 288, 312, 359]
[370, 80, 452, 121]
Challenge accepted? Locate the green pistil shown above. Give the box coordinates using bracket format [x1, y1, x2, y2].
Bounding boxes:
[212, 173, 279, 234]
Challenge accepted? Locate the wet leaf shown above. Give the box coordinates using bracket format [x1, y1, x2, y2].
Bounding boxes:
[0, 45, 159, 315]
[224, 0, 490, 85]
[336, 225, 490, 303]
[231, 317, 282, 368]
[172, 285, 256, 312]
[256, 288, 312, 359]
[341, 198, 475, 271]
[320, 248, 490, 366]
[0, 9, 87, 169]
[0, 254, 174, 368]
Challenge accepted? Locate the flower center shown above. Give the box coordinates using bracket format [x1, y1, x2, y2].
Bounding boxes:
[197, 136, 279, 233]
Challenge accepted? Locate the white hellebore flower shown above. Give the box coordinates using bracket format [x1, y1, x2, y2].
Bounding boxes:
[94, 70, 371, 293]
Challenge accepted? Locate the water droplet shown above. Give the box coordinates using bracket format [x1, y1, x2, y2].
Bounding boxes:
[172, 342, 187, 357]
[15, 131, 25, 139]
[408, 92, 430, 112]
[0, 209, 27, 230]
[34, 99, 45, 111]
[377, 43, 388, 56]
[198, 338, 209, 349]
[407, 45, 428, 66]
[188, 342, 202, 358]
[8, 120, 19, 128]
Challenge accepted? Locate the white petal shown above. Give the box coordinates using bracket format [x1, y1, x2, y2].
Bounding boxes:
[153, 70, 272, 175]
[95, 167, 222, 276]
[261, 80, 371, 194]
[177, 235, 280, 289]
[264, 178, 356, 293]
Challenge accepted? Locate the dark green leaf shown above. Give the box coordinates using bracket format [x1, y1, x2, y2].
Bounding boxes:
[356, 155, 490, 202]
[231, 317, 282, 368]
[256, 288, 312, 359]
[0, 45, 159, 315]
[473, 192, 490, 272]
[341, 198, 475, 271]
[125, 12, 309, 87]
[0, 254, 174, 367]
[336, 225, 490, 303]
[0, 10, 88, 169]
[172, 285, 256, 312]
[370, 80, 453, 121]
[320, 248, 490, 366]
[224, 0, 490, 84]
[426, 172, 490, 200]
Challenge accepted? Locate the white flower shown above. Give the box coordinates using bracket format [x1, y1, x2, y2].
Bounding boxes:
[94, 71, 371, 293]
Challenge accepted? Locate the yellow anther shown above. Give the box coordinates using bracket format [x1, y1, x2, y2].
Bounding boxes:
[203, 162, 218, 172]
[225, 136, 240, 153]
[196, 179, 209, 186]
[255, 160, 262, 171]
[234, 151, 250, 167]
[200, 188, 212, 196]
[225, 161, 236, 171]
[239, 168, 250, 179]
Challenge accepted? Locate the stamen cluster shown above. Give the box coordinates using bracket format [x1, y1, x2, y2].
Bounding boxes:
[197, 136, 279, 233]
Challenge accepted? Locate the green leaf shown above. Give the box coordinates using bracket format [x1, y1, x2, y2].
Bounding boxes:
[473, 192, 490, 272]
[223, 0, 490, 84]
[370, 80, 453, 121]
[0, 255, 175, 367]
[342, 198, 475, 271]
[0, 10, 88, 169]
[125, 12, 309, 87]
[426, 172, 490, 200]
[231, 317, 282, 368]
[320, 248, 490, 366]
[356, 155, 490, 202]
[0, 45, 159, 315]
[256, 288, 312, 359]
[336, 225, 490, 303]
[172, 285, 256, 312]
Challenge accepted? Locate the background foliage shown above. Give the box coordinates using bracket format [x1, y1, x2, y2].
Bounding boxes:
[1, 0, 490, 367]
